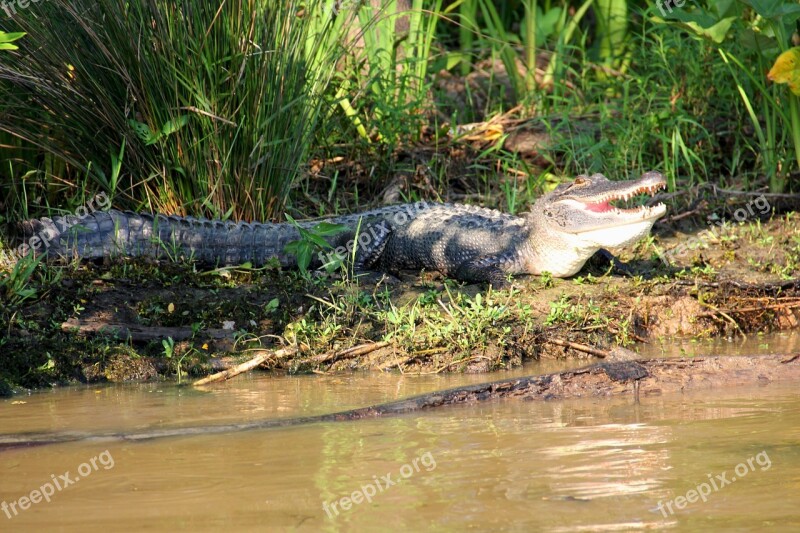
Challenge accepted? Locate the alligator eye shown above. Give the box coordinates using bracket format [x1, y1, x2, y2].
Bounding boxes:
[572, 176, 587, 186]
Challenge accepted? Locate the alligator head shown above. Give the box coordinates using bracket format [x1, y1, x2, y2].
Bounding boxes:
[525, 171, 667, 276]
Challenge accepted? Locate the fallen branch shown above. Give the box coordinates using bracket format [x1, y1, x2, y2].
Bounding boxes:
[697, 299, 747, 339]
[378, 347, 446, 371]
[193, 346, 296, 386]
[545, 337, 613, 358]
[697, 301, 800, 316]
[311, 341, 390, 365]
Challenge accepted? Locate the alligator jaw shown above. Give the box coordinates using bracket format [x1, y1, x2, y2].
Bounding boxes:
[555, 171, 667, 232]
[577, 174, 666, 221]
[524, 171, 669, 264]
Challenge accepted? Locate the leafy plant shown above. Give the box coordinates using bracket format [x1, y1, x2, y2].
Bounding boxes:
[767, 45, 800, 182]
[161, 336, 190, 383]
[0, 0, 341, 220]
[128, 116, 189, 147]
[283, 215, 348, 275]
[88, 139, 125, 203]
[161, 336, 175, 359]
[0, 252, 44, 307]
[0, 31, 25, 51]
[768, 47, 800, 95]
[652, 0, 800, 191]
[333, 0, 444, 145]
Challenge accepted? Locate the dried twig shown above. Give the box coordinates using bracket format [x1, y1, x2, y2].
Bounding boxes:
[193, 346, 296, 386]
[697, 301, 800, 317]
[697, 300, 747, 339]
[179, 106, 237, 127]
[545, 338, 613, 358]
[312, 341, 390, 365]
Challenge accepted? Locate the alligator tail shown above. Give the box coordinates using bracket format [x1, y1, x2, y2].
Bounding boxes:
[17, 210, 306, 267]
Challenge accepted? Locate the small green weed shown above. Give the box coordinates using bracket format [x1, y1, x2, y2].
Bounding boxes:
[283, 215, 348, 276]
[0, 253, 45, 307]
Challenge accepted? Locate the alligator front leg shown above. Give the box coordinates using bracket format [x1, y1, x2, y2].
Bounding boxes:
[593, 248, 636, 277]
[453, 255, 514, 288]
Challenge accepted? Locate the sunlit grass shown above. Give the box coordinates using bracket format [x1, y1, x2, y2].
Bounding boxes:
[0, 0, 341, 221]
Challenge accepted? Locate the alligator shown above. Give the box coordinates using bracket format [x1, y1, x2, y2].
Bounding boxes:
[19, 172, 667, 285]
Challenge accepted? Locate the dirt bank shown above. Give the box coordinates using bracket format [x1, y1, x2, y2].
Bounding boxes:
[1, 206, 799, 392]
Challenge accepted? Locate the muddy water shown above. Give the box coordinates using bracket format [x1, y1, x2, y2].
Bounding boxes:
[1, 332, 799, 531]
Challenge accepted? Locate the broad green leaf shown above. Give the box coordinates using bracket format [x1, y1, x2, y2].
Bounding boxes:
[738, 0, 800, 26]
[283, 241, 299, 255]
[710, 0, 740, 18]
[686, 16, 736, 44]
[737, 27, 780, 54]
[312, 222, 348, 237]
[775, 4, 800, 19]
[536, 7, 563, 46]
[161, 115, 189, 137]
[0, 32, 25, 43]
[305, 232, 332, 249]
[284, 238, 309, 272]
[739, 0, 783, 18]
[652, 7, 716, 27]
[653, 9, 736, 44]
[295, 244, 312, 273]
[128, 119, 159, 145]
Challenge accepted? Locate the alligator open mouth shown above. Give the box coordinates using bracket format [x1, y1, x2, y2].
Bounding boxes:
[581, 181, 667, 217]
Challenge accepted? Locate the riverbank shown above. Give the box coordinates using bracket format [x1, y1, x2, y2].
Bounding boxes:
[1, 194, 799, 393]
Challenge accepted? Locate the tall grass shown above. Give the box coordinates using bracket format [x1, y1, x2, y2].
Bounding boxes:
[0, 0, 341, 221]
[651, 0, 800, 192]
[328, 0, 443, 147]
[1, 0, 793, 225]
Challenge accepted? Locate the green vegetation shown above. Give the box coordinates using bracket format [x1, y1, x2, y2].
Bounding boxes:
[283, 216, 348, 276]
[654, 0, 800, 191]
[0, 30, 24, 50]
[2, 1, 800, 387]
[2, 1, 798, 225]
[0, 251, 45, 307]
[0, 0, 340, 220]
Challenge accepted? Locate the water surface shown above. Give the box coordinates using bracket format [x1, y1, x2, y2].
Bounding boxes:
[2, 331, 798, 530]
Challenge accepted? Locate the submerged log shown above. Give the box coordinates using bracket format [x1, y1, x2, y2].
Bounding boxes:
[2, 353, 798, 450]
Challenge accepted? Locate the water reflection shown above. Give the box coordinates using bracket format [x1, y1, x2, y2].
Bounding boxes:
[0, 331, 799, 530]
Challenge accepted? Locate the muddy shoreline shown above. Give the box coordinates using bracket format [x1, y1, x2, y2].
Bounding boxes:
[1, 206, 799, 392]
